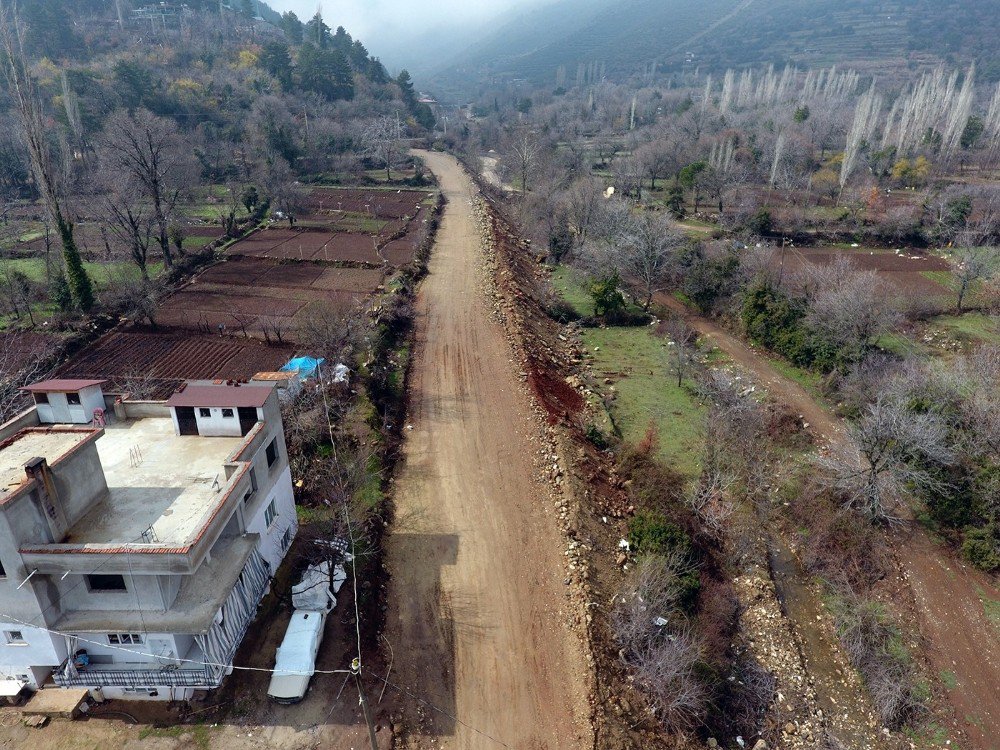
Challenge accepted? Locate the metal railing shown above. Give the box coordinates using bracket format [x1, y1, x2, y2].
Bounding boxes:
[53, 664, 220, 689]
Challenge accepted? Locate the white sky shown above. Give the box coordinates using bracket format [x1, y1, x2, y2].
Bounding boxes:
[264, 0, 532, 49]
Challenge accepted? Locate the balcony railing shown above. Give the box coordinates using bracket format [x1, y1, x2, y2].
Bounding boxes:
[53, 665, 218, 689]
[53, 549, 271, 690]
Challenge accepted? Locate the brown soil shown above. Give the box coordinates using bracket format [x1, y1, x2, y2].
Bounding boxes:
[383, 151, 593, 749]
[658, 292, 1000, 748]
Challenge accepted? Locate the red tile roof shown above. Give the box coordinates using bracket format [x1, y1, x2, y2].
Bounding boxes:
[21, 379, 107, 393]
[165, 384, 272, 409]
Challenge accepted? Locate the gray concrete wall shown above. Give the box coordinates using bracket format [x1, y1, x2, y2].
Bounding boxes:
[55, 572, 169, 614]
[0, 408, 41, 442]
[121, 402, 171, 420]
[49, 442, 109, 529]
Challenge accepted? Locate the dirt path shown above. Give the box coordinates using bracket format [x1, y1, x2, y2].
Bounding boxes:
[383, 151, 592, 750]
[659, 292, 1000, 748]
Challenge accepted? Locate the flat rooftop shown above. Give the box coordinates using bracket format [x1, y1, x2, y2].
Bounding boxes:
[0, 429, 95, 499]
[64, 418, 245, 547]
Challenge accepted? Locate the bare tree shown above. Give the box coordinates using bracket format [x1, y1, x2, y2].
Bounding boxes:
[99, 109, 193, 269]
[102, 179, 157, 279]
[804, 256, 899, 357]
[506, 129, 541, 194]
[664, 315, 697, 387]
[0, 5, 93, 310]
[0, 331, 54, 421]
[358, 115, 404, 182]
[815, 396, 955, 523]
[948, 245, 999, 313]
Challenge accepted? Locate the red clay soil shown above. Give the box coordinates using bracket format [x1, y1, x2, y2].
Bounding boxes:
[159, 289, 306, 317]
[658, 291, 1000, 748]
[311, 267, 385, 293]
[776, 246, 952, 297]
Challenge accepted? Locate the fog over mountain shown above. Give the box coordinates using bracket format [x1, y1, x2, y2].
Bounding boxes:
[263, 0, 543, 73]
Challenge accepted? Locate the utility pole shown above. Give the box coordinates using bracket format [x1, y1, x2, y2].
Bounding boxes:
[352, 657, 379, 750]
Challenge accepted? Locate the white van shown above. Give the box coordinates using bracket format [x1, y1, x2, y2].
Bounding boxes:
[267, 610, 327, 703]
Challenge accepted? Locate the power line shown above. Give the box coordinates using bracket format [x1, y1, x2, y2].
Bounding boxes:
[0, 610, 352, 678]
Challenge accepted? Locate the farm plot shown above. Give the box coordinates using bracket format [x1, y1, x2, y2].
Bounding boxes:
[777, 246, 953, 297]
[302, 187, 431, 221]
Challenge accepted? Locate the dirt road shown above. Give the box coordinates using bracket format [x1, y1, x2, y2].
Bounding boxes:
[659, 292, 1000, 748]
[383, 151, 592, 750]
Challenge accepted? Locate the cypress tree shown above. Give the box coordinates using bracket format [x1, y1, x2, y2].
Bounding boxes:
[51, 272, 72, 311]
[56, 216, 94, 311]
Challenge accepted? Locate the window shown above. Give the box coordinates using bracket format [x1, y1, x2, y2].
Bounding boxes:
[4, 631, 25, 645]
[243, 468, 258, 504]
[264, 499, 277, 528]
[0, 558, 5, 578]
[281, 526, 293, 551]
[222, 408, 234, 418]
[67, 392, 81, 406]
[108, 633, 143, 645]
[199, 408, 212, 418]
[87, 574, 127, 592]
[265, 438, 279, 468]
[34, 393, 49, 405]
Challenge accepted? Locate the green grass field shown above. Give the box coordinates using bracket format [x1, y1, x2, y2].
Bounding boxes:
[930, 312, 1000, 346]
[551, 264, 705, 474]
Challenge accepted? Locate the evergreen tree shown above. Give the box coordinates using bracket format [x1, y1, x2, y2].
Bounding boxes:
[259, 41, 293, 90]
[297, 44, 354, 101]
[281, 11, 304, 44]
[305, 13, 331, 48]
[51, 272, 72, 312]
[57, 217, 94, 311]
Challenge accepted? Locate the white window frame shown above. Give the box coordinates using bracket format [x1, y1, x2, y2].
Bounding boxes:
[108, 633, 144, 645]
[4, 631, 26, 645]
[199, 407, 212, 418]
[264, 499, 278, 529]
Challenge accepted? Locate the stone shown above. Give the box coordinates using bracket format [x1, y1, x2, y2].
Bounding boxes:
[706, 739, 719, 749]
[752, 741, 768, 750]
[784, 723, 797, 735]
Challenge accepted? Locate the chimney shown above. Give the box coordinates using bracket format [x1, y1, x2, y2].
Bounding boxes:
[24, 457, 67, 540]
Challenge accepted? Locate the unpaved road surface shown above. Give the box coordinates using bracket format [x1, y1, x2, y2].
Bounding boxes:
[659, 292, 1000, 748]
[384, 151, 591, 749]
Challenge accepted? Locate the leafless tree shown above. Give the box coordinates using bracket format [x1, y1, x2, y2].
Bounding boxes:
[948, 245, 999, 313]
[815, 396, 955, 523]
[614, 212, 685, 310]
[664, 315, 697, 387]
[358, 115, 404, 182]
[99, 109, 194, 269]
[0, 331, 54, 422]
[506, 129, 542, 194]
[804, 256, 899, 356]
[102, 180, 157, 279]
[0, 260, 37, 326]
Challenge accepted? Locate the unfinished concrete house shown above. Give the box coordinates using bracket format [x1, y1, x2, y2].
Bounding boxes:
[0, 379, 297, 700]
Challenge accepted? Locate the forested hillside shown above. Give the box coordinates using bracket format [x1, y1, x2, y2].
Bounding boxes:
[434, 0, 1000, 92]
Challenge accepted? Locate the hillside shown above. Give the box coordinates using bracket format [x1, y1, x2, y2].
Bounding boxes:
[432, 0, 1000, 92]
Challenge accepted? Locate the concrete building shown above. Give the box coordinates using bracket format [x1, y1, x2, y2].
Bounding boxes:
[0, 380, 297, 700]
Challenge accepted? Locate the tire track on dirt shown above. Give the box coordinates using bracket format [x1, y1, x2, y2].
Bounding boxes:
[383, 152, 592, 750]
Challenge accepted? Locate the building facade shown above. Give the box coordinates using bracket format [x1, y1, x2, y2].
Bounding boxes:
[0, 380, 297, 700]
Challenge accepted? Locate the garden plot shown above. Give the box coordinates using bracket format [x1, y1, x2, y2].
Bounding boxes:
[776, 246, 953, 297]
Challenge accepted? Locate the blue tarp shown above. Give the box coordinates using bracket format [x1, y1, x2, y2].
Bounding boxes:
[281, 356, 325, 379]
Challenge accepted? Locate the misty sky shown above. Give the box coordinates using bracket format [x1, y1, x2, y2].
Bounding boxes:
[265, 0, 535, 60]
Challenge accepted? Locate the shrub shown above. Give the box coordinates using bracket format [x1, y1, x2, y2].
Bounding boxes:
[746, 208, 774, 235]
[628, 513, 700, 608]
[832, 594, 925, 729]
[546, 298, 581, 324]
[962, 525, 1000, 572]
[584, 423, 610, 450]
[588, 272, 626, 317]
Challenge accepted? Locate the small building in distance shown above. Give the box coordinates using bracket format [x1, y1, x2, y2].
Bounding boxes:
[0, 380, 297, 700]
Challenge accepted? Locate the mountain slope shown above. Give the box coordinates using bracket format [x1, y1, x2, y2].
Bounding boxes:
[433, 0, 999, 91]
